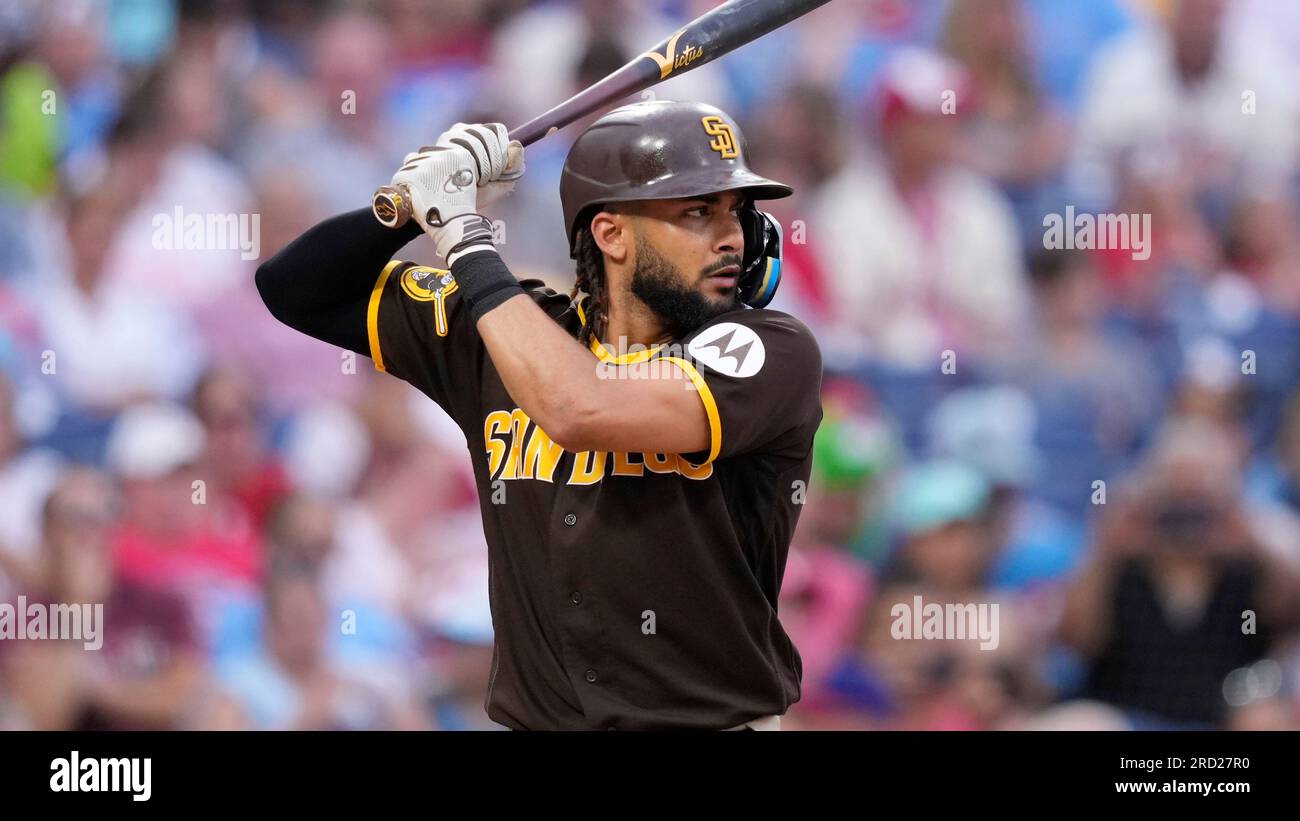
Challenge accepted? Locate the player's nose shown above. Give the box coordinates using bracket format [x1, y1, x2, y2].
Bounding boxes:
[713, 213, 743, 256]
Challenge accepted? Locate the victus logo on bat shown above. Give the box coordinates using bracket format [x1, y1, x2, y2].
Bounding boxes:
[50, 751, 151, 802]
[641, 28, 705, 79]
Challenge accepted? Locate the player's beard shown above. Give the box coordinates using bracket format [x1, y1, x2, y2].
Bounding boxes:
[630, 234, 739, 339]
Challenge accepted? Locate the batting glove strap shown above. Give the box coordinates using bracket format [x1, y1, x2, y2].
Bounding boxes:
[449, 246, 526, 323]
[426, 213, 491, 262]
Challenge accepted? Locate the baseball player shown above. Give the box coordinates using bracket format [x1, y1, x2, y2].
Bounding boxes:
[256, 100, 823, 730]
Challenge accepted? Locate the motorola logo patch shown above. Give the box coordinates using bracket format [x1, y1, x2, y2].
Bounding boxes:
[687, 322, 765, 378]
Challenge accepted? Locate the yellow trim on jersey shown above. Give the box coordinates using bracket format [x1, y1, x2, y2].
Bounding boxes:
[660, 356, 722, 466]
[589, 338, 666, 364]
[575, 294, 667, 364]
[574, 293, 720, 461]
[368, 259, 405, 373]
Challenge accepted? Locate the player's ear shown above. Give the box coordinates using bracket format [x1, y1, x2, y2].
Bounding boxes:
[590, 210, 630, 266]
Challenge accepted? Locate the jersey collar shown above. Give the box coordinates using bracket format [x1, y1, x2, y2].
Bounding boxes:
[573, 294, 668, 365]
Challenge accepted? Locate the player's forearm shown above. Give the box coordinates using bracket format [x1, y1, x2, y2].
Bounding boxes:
[475, 291, 604, 448]
[450, 251, 601, 445]
[256, 208, 422, 354]
[453, 250, 712, 455]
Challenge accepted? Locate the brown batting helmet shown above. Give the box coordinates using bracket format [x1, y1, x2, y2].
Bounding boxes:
[559, 100, 792, 258]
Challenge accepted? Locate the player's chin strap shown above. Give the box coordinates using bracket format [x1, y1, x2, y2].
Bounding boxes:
[738, 209, 783, 309]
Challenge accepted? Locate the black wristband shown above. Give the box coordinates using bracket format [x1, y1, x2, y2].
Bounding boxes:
[450, 249, 526, 323]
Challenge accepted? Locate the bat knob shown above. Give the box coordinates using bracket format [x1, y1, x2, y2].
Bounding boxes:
[372, 185, 412, 229]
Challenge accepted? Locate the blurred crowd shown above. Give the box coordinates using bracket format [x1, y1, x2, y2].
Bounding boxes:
[2, 0, 1300, 730]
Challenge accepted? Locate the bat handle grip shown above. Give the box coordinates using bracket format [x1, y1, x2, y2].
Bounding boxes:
[372, 184, 413, 229]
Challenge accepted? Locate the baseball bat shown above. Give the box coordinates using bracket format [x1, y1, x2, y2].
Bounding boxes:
[371, 0, 832, 228]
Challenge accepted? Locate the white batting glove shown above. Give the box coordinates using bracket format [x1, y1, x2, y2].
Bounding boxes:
[434, 122, 526, 209]
[389, 144, 486, 260]
[390, 123, 525, 262]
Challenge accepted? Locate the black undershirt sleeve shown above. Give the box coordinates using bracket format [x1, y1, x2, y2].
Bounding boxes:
[254, 208, 422, 355]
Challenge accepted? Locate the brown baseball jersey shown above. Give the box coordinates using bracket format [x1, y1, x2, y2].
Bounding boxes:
[366, 258, 823, 730]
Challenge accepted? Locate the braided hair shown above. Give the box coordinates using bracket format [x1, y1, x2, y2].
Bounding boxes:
[569, 222, 609, 349]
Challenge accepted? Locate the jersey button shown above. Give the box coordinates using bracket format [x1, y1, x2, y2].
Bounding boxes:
[584, 669, 598, 683]
[564, 513, 577, 526]
[570, 591, 583, 605]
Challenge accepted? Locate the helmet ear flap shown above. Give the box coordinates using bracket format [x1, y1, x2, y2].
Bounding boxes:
[738, 209, 783, 309]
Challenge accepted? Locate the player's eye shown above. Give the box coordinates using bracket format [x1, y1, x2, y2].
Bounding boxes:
[684, 202, 742, 219]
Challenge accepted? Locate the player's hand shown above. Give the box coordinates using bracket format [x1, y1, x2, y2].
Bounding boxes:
[434, 122, 526, 210]
[389, 123, 524, 260]
[389, 141, 483, 259]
